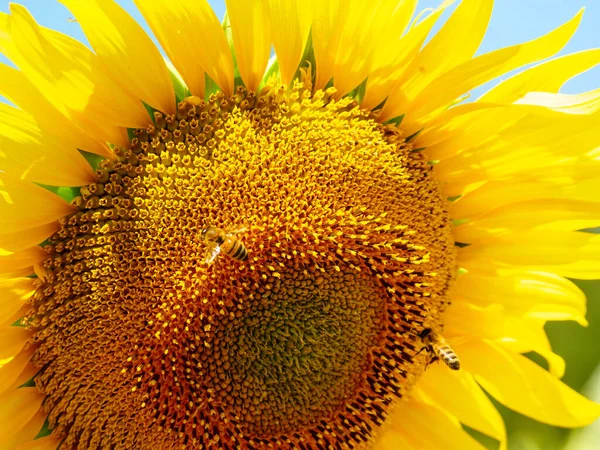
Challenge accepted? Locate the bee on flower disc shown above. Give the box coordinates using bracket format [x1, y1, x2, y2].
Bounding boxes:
[201, 224, 249, 264]
[418, 328, 460, 370]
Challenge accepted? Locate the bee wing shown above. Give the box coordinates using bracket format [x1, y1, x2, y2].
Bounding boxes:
[204, 242, 221, 264]
[228, 223, 249, 235]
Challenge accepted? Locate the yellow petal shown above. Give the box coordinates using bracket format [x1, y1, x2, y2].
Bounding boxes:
[326, 0, 404, 97]
[0, 222, 60, 254]
[418, 102, 498, 147]
[0, 103, 96, 186]
[0, 387, 45, 445]
[7, 362, 37, 394]
[316, 0, 369, 95]
[454, 268, 587, 325]
[4, 410, 46, 450]
[0, 177, 74, 234]
[416, 363, 506, 445]
[383, 0, 493, 119]
[311, 0, 351, 89]
[0, 327, 31, 360]
[515, 87, 600, 116]
[453, 199, 600, 243]
[454, 338, 600, 427]
[263, 0, 312, 86]
[59, 0, 175, 113]
[0, 63, 110, 158]
[15, 436, 61, 450]
[536, 219, 600, 232]
[0, 6, 148, 144]
[0, 268, 36, 281]
[445, 300, 566, 377]
[0, 247, 47, 275]
[0, 278, 35, 327]
[0, 346, 35, 394]
[451, 166, 600, 220]
[406, 0, 492, 90]
[436, 113, 599, 185]
[368, 0, 418, 70]
[384, 398, 486, 450]
[2, 305, 28, 330]
[420, 104, 524, 160]
[401, 8, 583, 130]
[527, 260, 600, 281]
[400, 46, 519, 133]
[363, 1, 452, 110]
[134, 0, 233, 97]
[376, 428, 415, 450]
[480, 48, 600, 104]
[458, 231, 600, 273]
[224, 0, 270, 92]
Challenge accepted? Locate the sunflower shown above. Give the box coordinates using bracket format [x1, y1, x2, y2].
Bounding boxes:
[1, 0, 599, 449]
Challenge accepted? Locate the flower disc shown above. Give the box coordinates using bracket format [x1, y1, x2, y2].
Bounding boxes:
[27, 83, 456, 448]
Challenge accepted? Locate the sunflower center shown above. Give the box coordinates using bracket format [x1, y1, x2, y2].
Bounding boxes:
[28, 82, 456, 448]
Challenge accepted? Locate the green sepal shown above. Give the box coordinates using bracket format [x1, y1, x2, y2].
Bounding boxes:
[371, 97, 388, 112]
[37, 184, 80, 202]
[35, 418, 53, 439]
[452, 218, 470, 227]
[384, 114, 405, 126]
[345, 77, 368, 104]
[405, 127, 423, 142]
[457, 267, 468, 276]
[127, 128, 137, 142]
[167, 60, 191, 102]
[19, 377, 36, 388]
[258, 57, 281, 92]
[205, 73, 221, 99]
[142, 101, 157, 122]
[80, 150, 105, 172]
[39, 237, 52, 248]
[292, 30, 316, 87]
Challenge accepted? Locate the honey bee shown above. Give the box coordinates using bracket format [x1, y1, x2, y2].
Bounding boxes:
[201, 225, 249, 264]
[418, 328, 460, 370]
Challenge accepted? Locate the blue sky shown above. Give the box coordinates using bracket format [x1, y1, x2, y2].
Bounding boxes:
[0, 0, 598, 95]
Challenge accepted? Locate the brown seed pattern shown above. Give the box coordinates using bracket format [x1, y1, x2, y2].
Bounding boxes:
[26, 82, 456, 449]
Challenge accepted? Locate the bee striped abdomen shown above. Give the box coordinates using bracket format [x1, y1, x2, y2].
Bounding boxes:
[220, 235, 248, 261]
[433, 343, 460, 370]
[229, 240, 248, 261]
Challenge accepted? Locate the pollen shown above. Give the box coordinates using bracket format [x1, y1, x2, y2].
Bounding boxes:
[25, 81, 456, 448]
